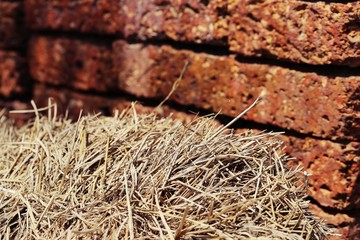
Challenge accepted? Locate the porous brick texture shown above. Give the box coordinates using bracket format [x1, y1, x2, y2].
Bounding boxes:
[121, 0, 228, 44]
[228, 0, 360, 66]
[282, 136, 359, 210]
[0, 1, 29, 102]
[0, 1, 26, 49]
[33, 84, 114, 117]
[26, 0, 359, 66]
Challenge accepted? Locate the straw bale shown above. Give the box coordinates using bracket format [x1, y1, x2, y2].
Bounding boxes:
[0, 103, 331, 239]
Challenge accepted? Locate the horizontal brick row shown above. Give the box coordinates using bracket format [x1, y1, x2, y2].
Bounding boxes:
[0, 2, 27, 49]
[0, 50, 28, 97]
[25, 0, 360, 66]
[228, 0, 360, 67]
[28, 36, 360, 141]
[32, 84, 359, 210]
[25, 0, 227, 44]
[114, 41, 359, 142]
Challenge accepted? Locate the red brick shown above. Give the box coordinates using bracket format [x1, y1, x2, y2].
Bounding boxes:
[122, 0, 228, 44]
[0, 2, 27, 49]
[25, 0, 125, 35]
[228, 0, 360, 66]
[0, 50, 27, 97]
[113, 40, 360, 141]
[28, 36, 116, 92]
[25, 0, 228, 43]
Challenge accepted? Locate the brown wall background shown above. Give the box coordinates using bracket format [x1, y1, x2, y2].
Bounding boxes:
[0, 0, 359, 238]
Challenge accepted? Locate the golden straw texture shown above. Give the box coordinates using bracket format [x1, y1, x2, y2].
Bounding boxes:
[0, 104, 331, 239]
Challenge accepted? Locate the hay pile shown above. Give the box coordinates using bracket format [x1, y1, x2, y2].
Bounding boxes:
[0, 103, 331, 239]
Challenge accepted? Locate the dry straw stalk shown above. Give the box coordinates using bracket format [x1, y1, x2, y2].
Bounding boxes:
[0, 101, 331, 239]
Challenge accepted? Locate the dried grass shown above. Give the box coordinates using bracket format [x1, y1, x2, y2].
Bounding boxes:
[0, 101, 331, 239]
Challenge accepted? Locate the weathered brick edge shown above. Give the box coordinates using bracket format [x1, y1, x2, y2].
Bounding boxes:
[25, 0, 360, 66]
[0, 2, 26, 49]
[28, 36, 360, 141]
[0, 51, 28, 97]
[228, 0, 360, 67]
[32, 84, 360, 210]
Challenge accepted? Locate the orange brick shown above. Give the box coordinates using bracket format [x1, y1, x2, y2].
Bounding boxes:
[0, 50, 28, 97]
[28, 36, 116, 92]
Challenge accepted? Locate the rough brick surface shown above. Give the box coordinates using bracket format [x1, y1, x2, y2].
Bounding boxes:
[228, 0, 360, 66]
[122, 0, 228, 44]
[113, 40, 360, 141]
[29, 36, 116, 92]
[0, 51, 27, 97]
[0, 2, 26, 49]
[26, 0, 360, 66]
[280, 136, 359, 210]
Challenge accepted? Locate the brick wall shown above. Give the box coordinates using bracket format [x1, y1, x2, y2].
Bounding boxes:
[0, 1, 31, 125]
[1, 0, 359, 238]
